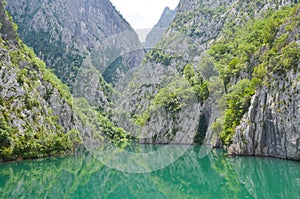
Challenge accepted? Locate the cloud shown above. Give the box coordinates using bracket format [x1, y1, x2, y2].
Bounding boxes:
[110, 0, 180, 29]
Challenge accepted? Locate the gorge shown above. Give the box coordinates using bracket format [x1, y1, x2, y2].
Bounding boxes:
[1, 0, 300, 161]
[0, 0, 300, 197]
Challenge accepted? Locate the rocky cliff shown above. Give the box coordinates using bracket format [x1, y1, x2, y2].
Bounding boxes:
[0, 1, 77, 160]
[212, 1, 300, 160]
[6, 0, 144, 88]
[145, 7, 177, 49]
[114, 0, 300, 160]
[230, 70, 300, 160]
[113, 0, 236, 144]
[2, 0, 300, 160]
[0, 1, 129, 161]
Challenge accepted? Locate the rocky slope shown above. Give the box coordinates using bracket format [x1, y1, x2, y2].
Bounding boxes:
[113, 0, 236, 144]
[0, 1, 129, 161]
[6, 0, 144, 88]
[114, 0, 300, 160]
[209, 2, 300, 160]
[230, 70, 300, 160]
[0, 1, 77, 160]
[230, 48, 300, 160]
[145, 7, 177, 49]
[2, 0, 300, 160]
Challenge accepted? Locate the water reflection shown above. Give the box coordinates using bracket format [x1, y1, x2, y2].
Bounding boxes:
[0, 145, 299, 199]
[93, 143, 192, 173]
[228, 156, 300, 199]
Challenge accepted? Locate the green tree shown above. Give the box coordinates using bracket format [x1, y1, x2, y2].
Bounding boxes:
[184, 63, 195, 81]
[220, 79, 255, 145]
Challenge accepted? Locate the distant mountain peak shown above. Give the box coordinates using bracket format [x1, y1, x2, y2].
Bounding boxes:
[145, 6, 177, 49]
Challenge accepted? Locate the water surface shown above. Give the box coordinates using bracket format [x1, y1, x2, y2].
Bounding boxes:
[0, 145, 299, 199]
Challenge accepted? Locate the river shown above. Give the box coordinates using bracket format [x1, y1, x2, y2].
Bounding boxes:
[0, 145, 299, 198]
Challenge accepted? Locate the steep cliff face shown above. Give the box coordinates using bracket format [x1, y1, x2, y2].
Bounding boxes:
[0, 2, 77, 160]
[211, 2, 300, 160]
[145, 7, 177, 49]
[204, 0, 299, 147]
[3, 0, 299, 161]
[6, 0, 144, 88]
[229, 15, 300, 159]
[113, 0, 300, 160]
[230, 71, 300, 160]
[114, 0, 236, 144]
[0, 1, 130, 161]
[205, 1, 300, 161]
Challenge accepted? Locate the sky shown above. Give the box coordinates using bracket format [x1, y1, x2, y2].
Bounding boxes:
[110, 0, 180, 41]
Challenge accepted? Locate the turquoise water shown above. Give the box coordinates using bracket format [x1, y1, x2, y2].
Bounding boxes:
[0, 145, 300, 199]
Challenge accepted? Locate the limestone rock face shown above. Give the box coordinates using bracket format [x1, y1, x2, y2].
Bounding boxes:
[202, 0, 299, 150]
[114, 0, 300, 161]
[229, 5, 300, 160]
[230, 70, 300, 160]
[3, 0, 300, 161]
[0, 2, 74, 140]
[145, 7, 177, 49]
[1, 1, 128, 160]
[114, 0, 236, 145]
[6, 0, 144, 88]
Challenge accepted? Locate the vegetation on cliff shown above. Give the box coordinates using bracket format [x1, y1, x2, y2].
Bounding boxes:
[1, 0, 300, 161]
[0, 3, 78, 160]
[128, 1, 300, 151]
[0, 1, 129, 161]
[209, 4, 300, 145]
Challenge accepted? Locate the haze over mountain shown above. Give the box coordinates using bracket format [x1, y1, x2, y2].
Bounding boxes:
[145, 6, 177, 49]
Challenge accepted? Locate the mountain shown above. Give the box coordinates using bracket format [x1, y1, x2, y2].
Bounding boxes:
[2, 0, 300, 161]
[5, 0, 146, 142]
[145, 6, 177, 49]
[0, 1, 130, 161]
[6, 0, 144, 88]
[0, 1, 77, 161]
[114, 0, 300, 160]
